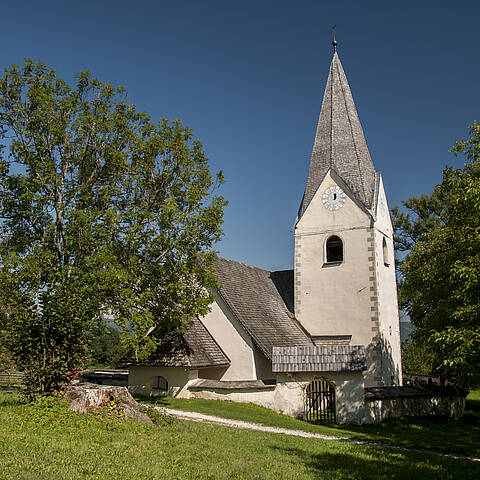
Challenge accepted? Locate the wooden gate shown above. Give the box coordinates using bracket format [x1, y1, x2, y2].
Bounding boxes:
[305, 378, 336, 424]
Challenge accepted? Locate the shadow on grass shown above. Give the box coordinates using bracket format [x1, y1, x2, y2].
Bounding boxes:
[134, 394, 170, 406]
[134, 393, 480, 457]
[270, 445, 479, 480]
[329, 397, 480, 457]
[466, 397, 480, 414]
[0, 390, 22, 407]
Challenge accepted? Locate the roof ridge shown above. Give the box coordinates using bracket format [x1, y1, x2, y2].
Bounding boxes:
[334, 56, 369, 205]
[271, 268, 293, 274]
[214, 256, 272, 274]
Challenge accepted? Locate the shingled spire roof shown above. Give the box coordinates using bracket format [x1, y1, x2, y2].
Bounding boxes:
[298, 50, 377, 219]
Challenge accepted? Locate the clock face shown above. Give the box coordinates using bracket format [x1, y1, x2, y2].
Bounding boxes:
[322, 186, 346, 211]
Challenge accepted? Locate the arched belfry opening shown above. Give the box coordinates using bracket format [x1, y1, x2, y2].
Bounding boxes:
[383, 236, 390, 266]
[305, 378, 336, 424]
[325, 235, 343, 263]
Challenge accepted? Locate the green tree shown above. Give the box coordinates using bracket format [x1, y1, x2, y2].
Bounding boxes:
[0, 302, 15, 372]
[0, 60, 226, 396]
[393, 123, 480, 389]
[400, 339, 435, 376]
[88, 324, 126, 369]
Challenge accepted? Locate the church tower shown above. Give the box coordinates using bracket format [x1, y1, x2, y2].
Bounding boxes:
[294, 46, 402, 387]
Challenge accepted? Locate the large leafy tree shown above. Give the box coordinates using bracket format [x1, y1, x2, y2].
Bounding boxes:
[392, 123, 480, 389]
[0, 298, 14, 371]
[0, 60, 226, 396]
[87, 324, 126, 369]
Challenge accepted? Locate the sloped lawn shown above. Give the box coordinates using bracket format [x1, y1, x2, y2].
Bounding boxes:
[0, 390, 479, 479]
[139, 389, 480, 458]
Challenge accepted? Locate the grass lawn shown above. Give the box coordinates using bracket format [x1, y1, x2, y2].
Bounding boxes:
[0, 391, 479, 480]
[138, 389, 480, 458]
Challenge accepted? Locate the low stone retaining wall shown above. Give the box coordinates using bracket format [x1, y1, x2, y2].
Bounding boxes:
[0, 371, 25, 385]
[79, 370, 128, 387]
[364, 385, 466, 423]
[188, 379, 276, 410]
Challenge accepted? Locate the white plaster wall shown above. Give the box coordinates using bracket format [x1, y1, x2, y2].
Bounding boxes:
[275, 371, 366, 424]
[373, 176, 402, 385]
[295, 170, 402, 388]
[294, 171, 372, 344]
[194, 366, 228, 380]
[201, 292, 257, 380]
[188, 371, 365, 424]
[128, 366, 196, 398]
[297, 171, 371, 233]
[252, 344, 274, 380]
[373, 175, 394, 239]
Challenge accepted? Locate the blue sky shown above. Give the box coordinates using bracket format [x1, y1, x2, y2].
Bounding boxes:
[1, 1, 479, 270]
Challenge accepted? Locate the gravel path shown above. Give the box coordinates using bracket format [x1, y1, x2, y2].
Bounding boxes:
[150, 405, 480, 463]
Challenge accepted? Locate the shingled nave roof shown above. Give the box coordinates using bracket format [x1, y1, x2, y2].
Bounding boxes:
[298, 51, 377, 219]
[213, 257, 313, 359]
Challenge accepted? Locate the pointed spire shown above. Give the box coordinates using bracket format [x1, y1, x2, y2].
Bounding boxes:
[298, 50, 377, 219]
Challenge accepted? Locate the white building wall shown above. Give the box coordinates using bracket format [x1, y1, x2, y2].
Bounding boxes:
[295, 170, 402, 387]
[252, 344, 274, 380]
[275, 372, 366, 424]
[200, 292, 257, 380]
[128, 366, 196, 398]
[372, 176, 402, 385]
[294, 172, 372, 342]
[184, 371, 366, 424]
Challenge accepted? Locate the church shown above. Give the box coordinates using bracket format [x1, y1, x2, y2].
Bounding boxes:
[124, 45, 402, 424]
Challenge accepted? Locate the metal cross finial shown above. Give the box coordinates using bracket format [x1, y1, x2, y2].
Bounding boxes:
[332, 25, 338, 52]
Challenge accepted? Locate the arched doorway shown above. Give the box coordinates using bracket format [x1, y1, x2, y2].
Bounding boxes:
[305, 378, 336, 424]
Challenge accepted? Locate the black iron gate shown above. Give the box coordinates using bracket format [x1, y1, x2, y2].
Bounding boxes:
[305, 378, 336, 424]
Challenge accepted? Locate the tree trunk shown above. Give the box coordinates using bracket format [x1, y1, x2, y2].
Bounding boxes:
[63, 383, 153, 424]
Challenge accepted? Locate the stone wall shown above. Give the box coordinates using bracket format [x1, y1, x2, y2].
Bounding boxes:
[188, 386, 276, 410]
[0, 371, 24, 385]
[363, 386, 466, 423]
[80, 370, 128, 387]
